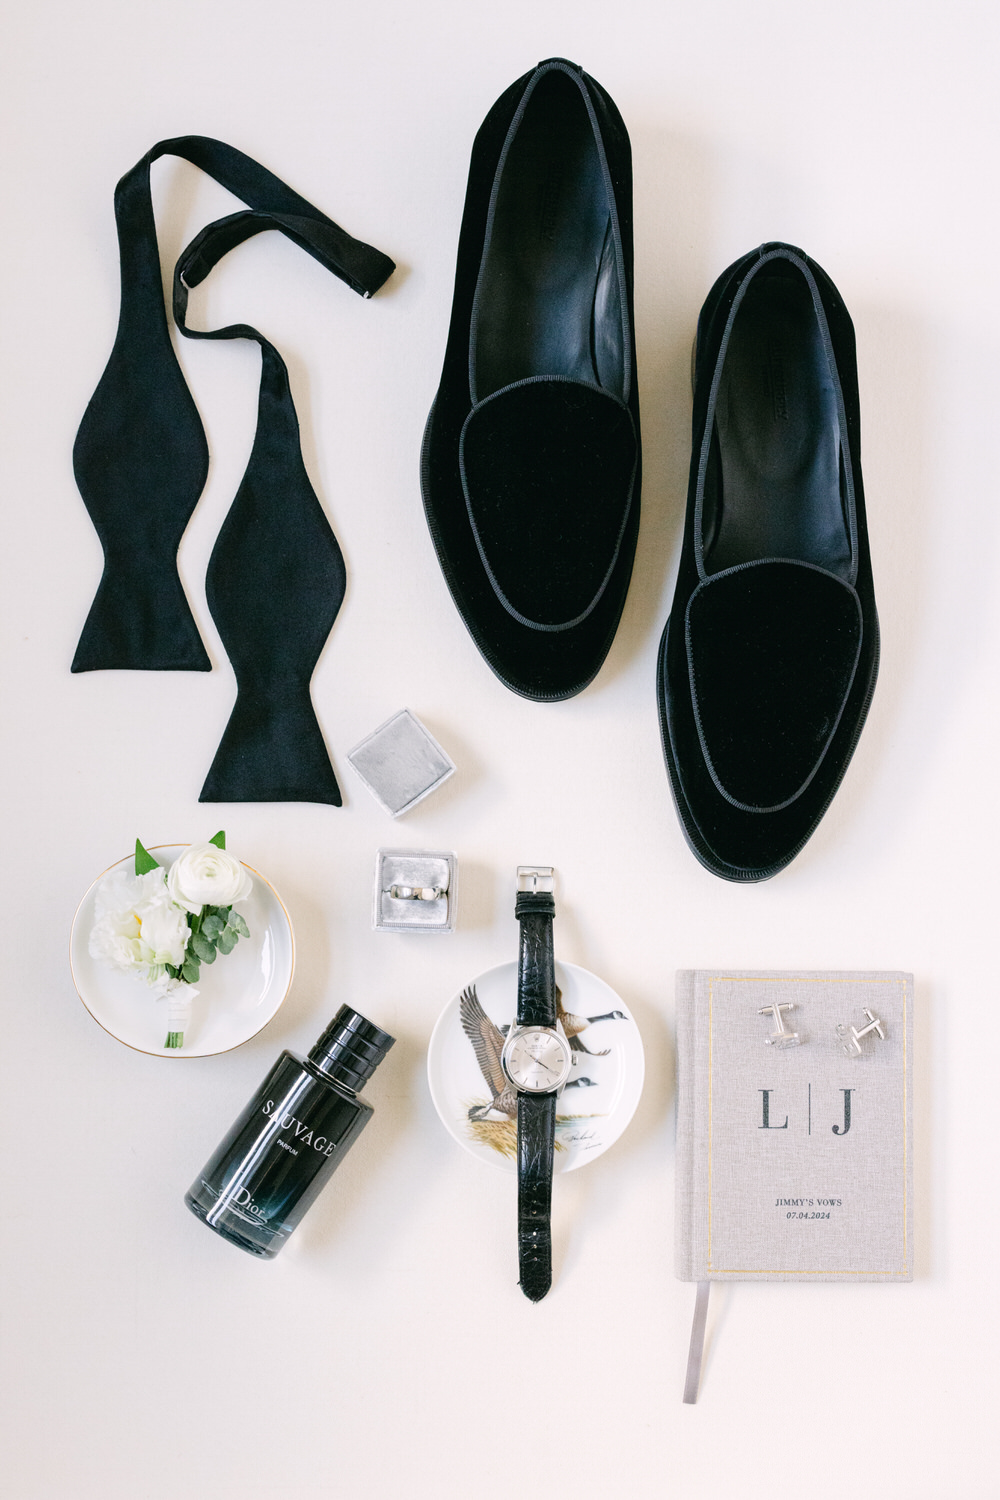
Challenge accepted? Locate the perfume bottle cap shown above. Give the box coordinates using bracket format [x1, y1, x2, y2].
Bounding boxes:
[308, 1005, 396, 1092]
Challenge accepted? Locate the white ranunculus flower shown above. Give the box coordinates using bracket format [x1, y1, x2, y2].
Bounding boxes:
[167, 843, 252, 914]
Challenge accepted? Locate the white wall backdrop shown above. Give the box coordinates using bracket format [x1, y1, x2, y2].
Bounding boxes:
[2, 2, 998, 1496]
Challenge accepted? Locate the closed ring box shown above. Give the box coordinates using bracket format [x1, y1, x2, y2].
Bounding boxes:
[348, 710, 455, 816]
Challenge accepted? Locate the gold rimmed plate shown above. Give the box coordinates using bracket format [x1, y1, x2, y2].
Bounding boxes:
[70, 846, 295, 1057]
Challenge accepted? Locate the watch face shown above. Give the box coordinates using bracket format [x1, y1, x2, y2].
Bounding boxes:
[502, 1027, 572, 1093]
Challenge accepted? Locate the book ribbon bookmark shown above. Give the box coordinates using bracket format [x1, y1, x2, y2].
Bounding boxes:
[682, 1280, 711, 1405]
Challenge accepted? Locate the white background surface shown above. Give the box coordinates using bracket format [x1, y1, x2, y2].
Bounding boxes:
[1, 2, 997, 1497]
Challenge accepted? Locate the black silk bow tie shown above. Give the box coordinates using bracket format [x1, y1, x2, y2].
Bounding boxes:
[72, 136, 395, 804]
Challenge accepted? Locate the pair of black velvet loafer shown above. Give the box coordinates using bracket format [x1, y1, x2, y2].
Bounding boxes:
[422, 59, 878, 882]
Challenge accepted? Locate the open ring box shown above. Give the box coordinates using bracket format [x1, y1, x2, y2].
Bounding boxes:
[374, 849, 457, 933]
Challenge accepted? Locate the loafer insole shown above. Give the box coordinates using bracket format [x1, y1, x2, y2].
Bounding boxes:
[473, 69, 624, 401]
[705, 259, 852, 579]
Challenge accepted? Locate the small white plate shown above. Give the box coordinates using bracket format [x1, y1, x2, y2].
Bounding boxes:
[70, 847, 295, 1058]
[427, 960, 644, 1173]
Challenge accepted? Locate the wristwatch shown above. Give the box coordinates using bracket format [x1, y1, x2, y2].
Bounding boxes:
[500, 866, 572, 1301]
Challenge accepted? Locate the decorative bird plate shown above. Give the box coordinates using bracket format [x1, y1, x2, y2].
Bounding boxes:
[427, 961, 644, 1173]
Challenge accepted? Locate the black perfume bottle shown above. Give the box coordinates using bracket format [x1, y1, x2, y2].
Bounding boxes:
[185, 1006, 395, 1258]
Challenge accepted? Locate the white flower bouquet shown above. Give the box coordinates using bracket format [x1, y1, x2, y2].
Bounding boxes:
[89, 832, 251, 1049]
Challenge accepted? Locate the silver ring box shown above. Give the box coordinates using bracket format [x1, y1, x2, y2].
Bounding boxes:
[374, 850, 457, 933]
[348, 710, 455, 817]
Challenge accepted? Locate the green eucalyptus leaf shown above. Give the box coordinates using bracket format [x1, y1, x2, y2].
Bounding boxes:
[201, 915, 225, 941]
[190, 931, 217, 963]
[216, 929, 237, 956]
[228, 912, 250, 940]
[134, 839, 160, 876]
[181, 959, 200, 983]
[209, 831, 226, 850]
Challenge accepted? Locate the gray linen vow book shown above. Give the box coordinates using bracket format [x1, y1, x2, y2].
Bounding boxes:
[676, 970, 913, 1282]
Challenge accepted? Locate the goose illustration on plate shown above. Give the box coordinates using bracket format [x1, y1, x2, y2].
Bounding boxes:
[427, 961, 644, 1172]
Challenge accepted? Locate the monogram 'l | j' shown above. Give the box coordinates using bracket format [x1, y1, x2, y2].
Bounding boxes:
[758, 1088, 854, 1135]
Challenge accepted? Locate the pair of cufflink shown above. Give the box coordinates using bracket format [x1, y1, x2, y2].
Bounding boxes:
[759, 1002, 887, 1056]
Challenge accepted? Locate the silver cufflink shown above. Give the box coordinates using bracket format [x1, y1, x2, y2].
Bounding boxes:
[759, 1002, 801, 1048]
[836, 1008, 886, 1057]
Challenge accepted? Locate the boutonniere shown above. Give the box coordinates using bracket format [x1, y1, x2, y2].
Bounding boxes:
[88, 832, 251, 1049]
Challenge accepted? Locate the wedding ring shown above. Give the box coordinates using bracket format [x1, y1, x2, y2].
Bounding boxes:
[386, 883, 446, 902]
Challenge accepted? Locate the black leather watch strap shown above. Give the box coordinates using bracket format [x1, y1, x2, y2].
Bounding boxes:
[517, 1090, 557, 1301]
[514, 881, 558, 1299]
[515, 889, 556, 1027]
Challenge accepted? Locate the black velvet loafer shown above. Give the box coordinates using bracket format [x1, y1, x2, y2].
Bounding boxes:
[657, 243, 879, 881]
[421, 58, 640, 700]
